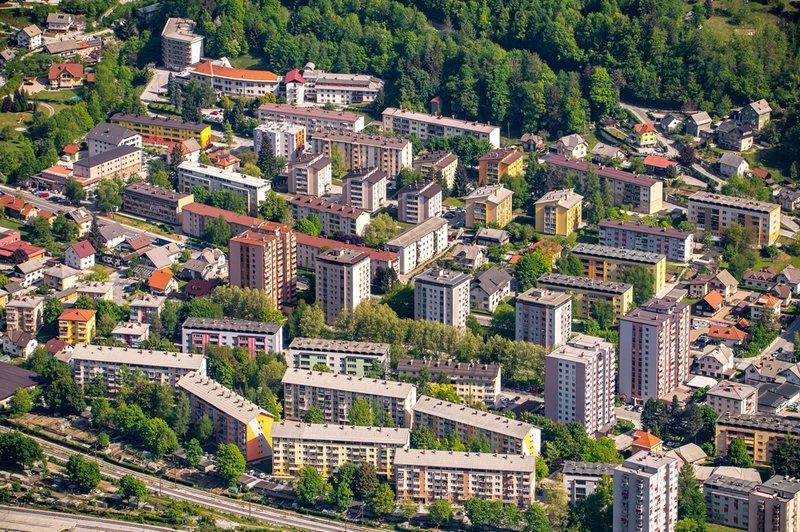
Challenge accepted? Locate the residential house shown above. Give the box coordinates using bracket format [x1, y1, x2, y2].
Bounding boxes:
[741, 99, 771, 131]
[451, 244, 485, 270]
[719, 153, 750, 177]
[64, 241, 96, 271]
[660, 114, 683, 132]
[777, 266, 800, 293]
[664, 443, 708, 465]
[475, 227, 510, 247]
[709, 325, 749, 348]
[743, 266, 778, 289]
[129, 294, 166, 323]
[77, 282, 114, 302]
[694, 290, 724, 317]
[744, 359, 796, 386]
[769, 283, 793, 308]
[465, 184, 514, 228]
[553, 134, 588, 160]
[46, 13, 74, 32]
[696, 345, 735, 379]
[148, 268, 178, 295]
[15, 259, 46, 288]
[15, 25, 42, 50]
[642, 155, 679, 176]
[590, 142, 626, 163]
[717, 122, 754, 152]
[111, 322, 150, 347]
[5, 297, 44, 334]
[43, 264, 80, 291]
[707, 382, 758, 416]
[689, 270, 739, 299]
[686, 112, 713, 137]
[66, 208, 93, 237]
[0, 196, 38, 221]
[633, 123, 658, 147]
[470, 267, 512, 313]
[778, 189, 800, 212]
[48, 63, 83, 90]
[520, 133, 544, 152]
[1, 331, 37, 359]
[749, 294, 781, 322]
[58, 308, 96, 345]
[179, 248, 226, 281]
[631, 430, 664, 455]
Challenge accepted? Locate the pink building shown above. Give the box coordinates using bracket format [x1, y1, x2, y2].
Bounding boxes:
[515, 288, 572, 348]
[618, 298, 690, 404]
[182, 317, 283, 359]
[544, 334, 616, 437]
[228, 227, 296, 311]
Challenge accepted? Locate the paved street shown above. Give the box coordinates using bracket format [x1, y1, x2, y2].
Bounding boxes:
[0, 506, 175, 532]
[735, 315, 800, 370]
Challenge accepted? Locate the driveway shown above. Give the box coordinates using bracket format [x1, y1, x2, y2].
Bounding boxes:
[141, 67, 171, 104]
[619, 100, 678, 157]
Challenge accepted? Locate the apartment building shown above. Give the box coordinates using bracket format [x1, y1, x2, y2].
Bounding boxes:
[228, 227, 297, 310]
[181, 203, 265, 238]
[315, 249, 371, 324]
[58, 309, 96, 345]
[177, 161, 270, 216]
[289, 196, 370, 236]
[412, 151, 459, 189]
[287, 338, 390, 376]
[704, 474, 758, 530]
[295, 232, 398, 282]
[311, 129, 412, 179]
[287, 153, 332, 197]
[382, 108, 500, 148]
[185, 60, 279, 97]
[545, 335, 616, 437]
[478, 148, 525, 184]
[599, 219, 694, 263]
[562, 461, 618, 503]
[161, 18, 204, 70]
[537, 273, 634, 322]
[271, 422, 409, 478]
[742, 99, 772, 131]
[43, 264, 80, 291]
[384, 217, 449, 274]
[716, 414, 800, 466]
[110, 113, 211, 148]
[414, 268, 471, 327]
[123, 183, 194, 225]
[286, 68, 384, 105]
[412, 396, 540, 456]
[15, 25, 42, 50]
[111, 322, 150, 347]
[181, 317, 283, 358]
[572, 243, 667, 294]
[688, 191, 781, 246]
[6, 297, 44, 334]
[465, 184, 514, 228]
[707, 382, 758, 416]
[342, 168, 388, 212]
[613, 452, 680, 532]
[397, 358, 501, 405]
[177, 372, 274, 462]
[253, 121, 306, 162]
[86, 122, 141, 157]
[534, 188, 583, 237]
[397, 180, 443, 224]
[749, 476, 800, 532]
[73, 145, 142, 185]
[282, 368, 417, 428]
[545, 155, 663, 214]
[618, 298, 691, 404]
[257, 103, 365, 133]
[129, 294, 166, 323]
[394, 449, 536, 507]
[60, 345, 206, 395]
[515, 288, 572, 348]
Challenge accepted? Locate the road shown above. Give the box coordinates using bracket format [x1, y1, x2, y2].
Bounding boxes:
[39, 102, 55, 117]
[735, 315, 800, 370]
[619, 101, 678, 157]
[0, 427, 368, 532]
[0, 506, 176, 532]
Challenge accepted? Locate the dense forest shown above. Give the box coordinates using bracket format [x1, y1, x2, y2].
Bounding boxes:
[155, 0, 800, 168]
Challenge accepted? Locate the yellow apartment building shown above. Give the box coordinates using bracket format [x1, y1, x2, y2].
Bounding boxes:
[536, 272, 634, 322]
[716, 413, 800, 466]
[110, 113, 212, 147]
[478, 148, 525, 184]
[465, 184, 514, 228]
[572, 243, 666, 294]
[534, 188, 583, 237]
[58, 308, 96, 345]
[688, 191, 781, 246]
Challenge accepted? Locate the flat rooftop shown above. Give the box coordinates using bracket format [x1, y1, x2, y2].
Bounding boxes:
[413, 395, 538, 440]
[64, 345, 205, 370]
[394, 448, 536, 473]
[385, 217, 448, 248]
[537, 272, 633, 295]
[271, 421, 409, 445]
[572, 243, 665, 265]
[178, 372, 271, 424]
[599, 219, 692, 240]
[288, 338, 391, 356]
[258, 103, 363, 124]
[313, 128, 411, 149]
[282, 368, 415, 399]
[382, 107, 499, 135]
[182, 317, 282, 334]
[178, 161, 269, 188]
[517, 287, 571, 307]
[689, 191, 779, 214]
[414, 268, 471, 287]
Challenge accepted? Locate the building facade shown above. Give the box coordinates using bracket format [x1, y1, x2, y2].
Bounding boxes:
[6, 297, 44, 334]
[185, 60, 280, 97]
[465, 184, 514, 228]
[257, 103, 365, 132]
[287, 153, 332, 197]
[688, 192, 781, 246]
[716, 414, 800, 467]
[384, 217, 449, 275]
[228, 226, 297, 310]
[707, 382, 758, 416]
[599, 219, 694, 264]
[412, 151, 459, 189]
[478, 148, 525, 184]
[294, 232, 398, 282]
[86, 122, 141, 157]
[704, 474, 757, 530]
[123, 183, 194, 225]
[572, 243, 667, 294]
[396, 358, 501, 405]
[253, 122, 306, 162]
[342, 168, 388, 212]
[397, 180, 443, 225]
[315, 249, 371, 324]
[414, 268, 471, 327]
[382, 108, 500, 148]
[161, 18, 204, 70]
[287, 338, 390, 376]
[536, 273, 634, 322]
[289, 196, 370, 236]
[58, 309, 96, 345]
[515, 288, 572, 348]
[534, 188, 583, 237]
[110, 113, 211, 148]
[613, 452, 680, 532]
[749, 476, 800, 532]
[72, 145, 142, 184]
[562, 461, 617, 503]
[311, 129, 412, 179]
[182, 317, 284, 358]
[177, 161, 270, 216]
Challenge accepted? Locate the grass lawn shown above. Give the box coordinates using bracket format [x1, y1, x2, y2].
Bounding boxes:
[707, 524, 744, 532]
[0, 111, 31, 129]
[743, 147, 789, 182]
[109, 213, 173, 237]
[229, 52, 273, 70]
[705, 0, 794, 41]
[0, 8, 35, 28]
[33, 88, 83, 103]
[583, 132, 599, 151]
[444, 197, 465, 208]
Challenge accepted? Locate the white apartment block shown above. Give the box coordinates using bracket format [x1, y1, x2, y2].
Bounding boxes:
[287, 338, 390, 376]
[382, 108, 501, 148]
[706, 382, 758, 416]
[396, 358, 501, 405]
[618, 298, 691, 405]
[384, 217, 449, 274]
[413, 268, 471, 328]
[342, 168, 387, 212]
[258, 103, 365, 133]
[16, 25, 43, 50]
[311, 129, 412, 179]
[412, 395, 541, 456]
[397, 180, 443, 224]
[544, 334, 616, 437]
[749, 476, 800, 532]
[282, 368, 417, 428]
[129, 294, 166, 323]
[315, 249, 371, 324]
[515, 288, 572, 348]
[73, 145, 142, 184]
[161, 18, 204, 70]
[86, 122, 142, 157]
[289, 196, 370, 236]
[59, 345, 206, 395]
[177, 161, 270, 216]
[289, 67, 384, 105]
[599, 219, 694, 263]
[613, 452, 680, 532]
[394, 449, 536, 507]
[271, 422, 409, 478]
[287, 153, 332, 197]
[253, 121, 306, 162]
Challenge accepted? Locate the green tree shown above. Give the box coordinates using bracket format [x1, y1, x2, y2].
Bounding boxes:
[170, 393, 191, 439]
[195, 414, 214, 444]
[295, 466, 326, 506]
[45, 378, 85, 414]
[724, 437, 753, 468]
[410, 426, 439, 449]
[368, 483, 395, 517]
[0, 432, 43, 470]
[588, 66, 617, 118]
[118, 475, 147, 501]
[296, 214, 322, 236]
[257, 140, 284, 179]
[363, 213, 399, 247]
[354, 462, 379, 499]
[426, 383, 461, 404]
[96, 432, 109, 450]
[94, 178, 123, 213]
[556, 252, 584, 277]
[303, 406, 325, 424]
[773, 437, 800, 477]
[590, 300, 616, 330]
[65, 177, 86, 202]
[329, 144, 348, 179]
[84, 374, 107, 399]
[542, 474, 570, 530]
[26, 216, 53, 246]
[515, 250, 551, 291]
[623, 265, 656, 306]
[525, 502, 551, 532]
[348, 398, 375, 426]
[259, 190, 290, 223]
[9, 388, 33, 417]
[143, 418, 179, 459]
[215, 443, 246, 487]
[335, 481, 353, 512]
[678, 463, 706, 528]
[66, 454, 101, 492]
[428, 499, 453, 528]
[185, 438, 203, 467]
[203, 215, 231, 246]
[452, 163, 469, 197]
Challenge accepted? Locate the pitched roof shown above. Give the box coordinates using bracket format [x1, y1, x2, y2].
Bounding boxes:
[632, 430, 662, 448]
[190, 60, 278, 82]
[68, 240, 96, 258]
[643, 155, 678, 169]
[714, 269, 739, 288]
[634, 123, 656, 135]
[62, 144, 80, 155]
[709, 325, 748, 342]
[781, 266, 800, 285]
[473, 267, 512, 296]
[0, 362, 42, 401]
[702, 290, 724, 309]
[59, 308, 96, 322]
[285, 68, 306, 84]
[148, 268, 175, 291]
[720, 153, 747, 167]
[747, 99, 771, 115]
[86, 122, 137, 145]
[48, 63, 83, 81]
